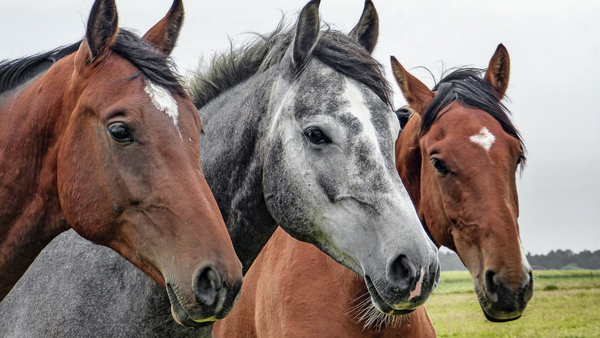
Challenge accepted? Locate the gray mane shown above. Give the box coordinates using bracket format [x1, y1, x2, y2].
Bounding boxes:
[189, 21, 393, 109]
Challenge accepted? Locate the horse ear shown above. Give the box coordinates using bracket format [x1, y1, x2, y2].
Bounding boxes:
[142, 0, 184, 56]
[390, 56, 434, 116]
[484, 44, 510, 100]
[292, 0, 321, 67]
[84, 0, 118, 62]
[349, 0, 379, 54]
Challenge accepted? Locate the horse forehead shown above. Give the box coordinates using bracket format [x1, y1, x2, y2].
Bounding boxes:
[99, 54, 180, 124]
[291, 61, 394, 141]
[423, 107, 514, 157]
[469, 127, 495, 152]
[340, 79, 388, 138]
[459, 110, 504, 152]
[143, 80, 179, 129]
[435, 106, 495, 136]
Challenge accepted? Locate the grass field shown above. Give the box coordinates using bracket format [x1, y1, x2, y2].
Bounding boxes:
[426, 270, 600, 337]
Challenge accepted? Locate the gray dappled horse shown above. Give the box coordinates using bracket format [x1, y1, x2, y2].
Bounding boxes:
[0, 0, 439, 336]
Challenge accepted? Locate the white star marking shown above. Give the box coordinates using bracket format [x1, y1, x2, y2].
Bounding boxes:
[144, 80, 180, 137]
[469, 127, 495, 151]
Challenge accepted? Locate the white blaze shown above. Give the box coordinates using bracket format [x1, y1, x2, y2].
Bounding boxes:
[144, 80, 180, 133]
[343, 79, 381, 153]
[469, 127, 495, 151]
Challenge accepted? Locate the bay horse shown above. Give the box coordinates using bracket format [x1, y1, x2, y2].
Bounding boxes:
[0, 1, 440, 337]
[393, 46, 533, 322]
[212, 44, 533, 337]
[0, 0, 243, 326]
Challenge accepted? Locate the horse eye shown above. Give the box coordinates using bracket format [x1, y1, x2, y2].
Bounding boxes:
[304, 127, 330, 144]
[108, 122, 134, 143]
[431, 158, 450, 175]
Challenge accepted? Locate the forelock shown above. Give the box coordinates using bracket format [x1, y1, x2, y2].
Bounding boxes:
[111, 29, 186, 97]
[420, 68, 524, 153]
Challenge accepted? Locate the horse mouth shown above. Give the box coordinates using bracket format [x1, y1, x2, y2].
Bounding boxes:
[481, 306, 522, 323]
[364, 275, 415, 316]
[477, 295, 526, 323]
[166, 283, 216, 327]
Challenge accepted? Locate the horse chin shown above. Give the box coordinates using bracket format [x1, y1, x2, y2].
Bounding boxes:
[364, 275, 417, 316]
[166, 283, 216, 328]
[480, 304, 522, 323]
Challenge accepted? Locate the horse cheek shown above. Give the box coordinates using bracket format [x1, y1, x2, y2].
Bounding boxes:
[56, 123, 117, 244]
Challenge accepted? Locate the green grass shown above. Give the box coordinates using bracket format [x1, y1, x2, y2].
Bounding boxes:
[426, 270, 600, 337]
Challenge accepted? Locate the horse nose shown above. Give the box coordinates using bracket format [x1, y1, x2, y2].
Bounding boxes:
[387, 254, 417, 289]
[387, 254, 439, 296]
[484, 269, 500, 303]
[193, 264, 223, 307]
[484, 268, 533, 307]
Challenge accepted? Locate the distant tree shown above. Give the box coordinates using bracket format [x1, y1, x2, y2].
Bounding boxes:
[440, 249, 600, 271]
[526, 249, 600, 270]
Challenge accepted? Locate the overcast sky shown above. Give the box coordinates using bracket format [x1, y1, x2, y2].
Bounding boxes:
[1, 0, 598, 255]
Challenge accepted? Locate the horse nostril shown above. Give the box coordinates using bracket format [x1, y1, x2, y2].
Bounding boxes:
[388, 254, 415, 288]
[193, 265, 223, 307]
[485, 269, 499, 302]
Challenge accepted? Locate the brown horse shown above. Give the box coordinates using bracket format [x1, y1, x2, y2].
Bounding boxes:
[393, 45, 533, 323]
[0, 0, 242, 326]
[213, 44, 532, 337]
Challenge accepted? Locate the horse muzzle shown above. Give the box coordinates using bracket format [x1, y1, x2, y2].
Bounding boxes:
[364, 253, 440, 315]
[166, 263, 243, 327]
[477, 269, 533, 322]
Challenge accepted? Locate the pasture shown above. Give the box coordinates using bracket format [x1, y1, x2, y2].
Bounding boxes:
[426, 270, 600, 337]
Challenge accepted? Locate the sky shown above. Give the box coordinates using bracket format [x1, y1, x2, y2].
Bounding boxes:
[1, 0, 598, 255]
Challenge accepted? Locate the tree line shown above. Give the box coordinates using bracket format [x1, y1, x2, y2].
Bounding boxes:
[526, 249, 600, 270]
[438, 249, 600, 271]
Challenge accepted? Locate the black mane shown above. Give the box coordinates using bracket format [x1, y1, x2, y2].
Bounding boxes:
[0, 29, 185, 97]
[420, 68, 524, 152]
[394, 106, 412, 130]
[189, 22, 392, 109]
[0, 42, 80, 94]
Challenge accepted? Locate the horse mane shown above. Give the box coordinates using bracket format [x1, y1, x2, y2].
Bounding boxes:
[188, 21, 392, 109]
[0, 42, 80, 94]
[111, 29, 186, 97]
[394, 106, 412, 130]
[420, 68, 525, 158]
[0, 29, 185, 97]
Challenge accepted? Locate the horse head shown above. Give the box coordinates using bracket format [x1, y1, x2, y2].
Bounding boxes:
[261, 0, 440, 314]
[55, 0, 242, 326]
[393, 45, 533, 322]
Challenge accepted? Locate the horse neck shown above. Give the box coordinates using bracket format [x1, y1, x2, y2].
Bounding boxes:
[0, 56, 73, 299]
[199, 72, 280, 273]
